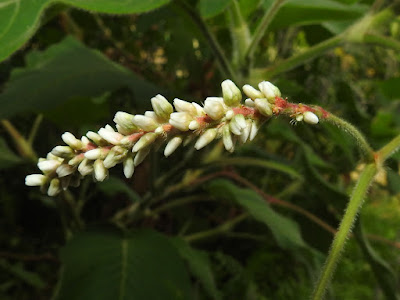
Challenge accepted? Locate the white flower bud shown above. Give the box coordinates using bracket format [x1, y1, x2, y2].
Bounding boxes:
[194, 128, 217, 150]
[105, 124, 115, 132]
[192, 102, 205, 116]
[189, 120, 200, 130]
[303, 111, 319, 124]
[173, 98, 197, 115]
[222, 125, 234, 152]
[62, 132, 83, 150]
[221, 79, 242, 107]
[243, 84, 264, 99]
[48, 179, 61, 196]
[51, 146, 74, 158]
[151, 94, 173, 120]
[169, 112, 193, 131]
[132, 133, 157, 153]
[134, 147, 150, 166]
[225, 110, 234, 120]
[258, 81, 281, 101]
[254, 98, 273, 116]
[233, 114, 246, 130]
[56, 164, 75, 177]
[144, 111, 158, 120]
[46, 153, 63, 161]
[229, 119, 242, 135]
[81, 136, 90, 147]
[38, 159, 61, 172]
[123, 156, 135, 178]
[164, 136, 183, 157]
[86, 131, 104, 145]
[132, 115, 159, 131]
[98, 128, 123, 145]
[93, 159, 108, 182]
[78, 158, 93, 176]
[245, 98, 255, 107]
[103, 146, 128, 168]
[25, 174, 47, 186]
[249, 121, 259, 141]
[113, 112, 137, 133]
[240, 120, 252, 143]
[296, 114, 304, 122]
[84, 148, 109, 160]
[68, 154, 85, 166]
[203, 97, 225, 120]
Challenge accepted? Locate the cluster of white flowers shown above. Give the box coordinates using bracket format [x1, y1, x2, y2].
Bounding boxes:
[25, 80, 319, 196]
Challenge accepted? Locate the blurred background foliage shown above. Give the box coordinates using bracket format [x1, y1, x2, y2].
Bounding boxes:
[0, 0, 400, 299]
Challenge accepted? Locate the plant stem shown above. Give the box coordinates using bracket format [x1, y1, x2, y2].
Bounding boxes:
[311, 163, 377, 300]
[228, 0, 251, 70]
[364, 33, 400, 52]
[245, 0, 285, 61]
[28, 114, 43, 145]
[175, 0, 237, 82]
[325, 114, 375, 162]
[376, 134, 400, 162]
[1, 119, 37, 162]
[184, 213, 248, 242]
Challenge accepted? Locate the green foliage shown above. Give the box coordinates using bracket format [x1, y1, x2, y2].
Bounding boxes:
[1, 0, 400, 299]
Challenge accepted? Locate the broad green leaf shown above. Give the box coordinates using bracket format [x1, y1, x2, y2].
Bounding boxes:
[207, 179, 307, 249]
[170, 238, 221, 300]
[198, 0, 233, 19]
[379, 77, 400, 100]
[0, 137, 22, 169]
[0, 37, 160, 119]
[212, 156, 302, 179]
[0, 0, 171, 62]
[267, 0, 367, 30]
[55, 229, 192, 300]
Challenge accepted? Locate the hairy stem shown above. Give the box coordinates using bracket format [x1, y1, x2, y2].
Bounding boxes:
[311, 163, 377, 300]
[376, 134, 400, 162]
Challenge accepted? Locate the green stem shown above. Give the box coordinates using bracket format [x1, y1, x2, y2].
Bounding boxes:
[175, 0, 237, 82]
[325, 114, 374, 162]
[228, 0, 251, 70]
[184, 213, 248, 242]
[377, 134, 400, 162]
[28, 114, 43, 145]
[364, 33, 400, 51]
[311, 163, 377, 300]
[245, 0, 285, 61]
[258, 34, 344, 78]
[1, 120, 37, 162]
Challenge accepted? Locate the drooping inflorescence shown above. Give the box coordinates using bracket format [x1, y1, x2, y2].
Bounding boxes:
[25, 80, 324, 196]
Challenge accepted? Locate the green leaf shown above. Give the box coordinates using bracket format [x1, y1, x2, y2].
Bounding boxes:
[0, 0, 171, 62]
[0, 37, 160, 119]
[267, 0, 367, 30]
[170, 238, 221, 300]
[198, 0, 233, 19]
[379, 77, 400, 100]
[0, 137, 22, 169]
[0, 259, 45, 289]
[207, 179, 307, 249]
[55, 228, 192, 300]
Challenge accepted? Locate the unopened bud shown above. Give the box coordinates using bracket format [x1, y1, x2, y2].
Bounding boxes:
[222, 125, 234, 152]
[134, 147, 150, 166]
[93, 159, 108, 182]
[204, 97, 225, 120]
[132, 133, 157, 153]
[123, 156, 135, 178]
[249, 121, 259, 141]
[303, 111, 319, 124]
[132, 115, 159, 131]
[258, 81, 281, 101]
[56, 164, 75, 177]
[38, 159, 61, 173]
[25, 174, 47, 186]
[189, 120, 200, 130]
[164, 136, 183, 157]
[173, 99, 197, 115]
[98, 128, 123, 145]
[78, 158, 93, 176]
[240, 120, 252, 143]
[254, 98, 273, 116]
[62, 132, 83, 150]
[194, 128, 217, 150]
[48, 179, 61, 196]
[113, 112, 137, 133]
[84, 148, 109, 160]
[104, 146, 128, 168]
[245, 98, 255, 107]
[221, 79, 241, 107]
[192, 102, 205, 115]
[86, 131, 104, 145]
[51, 146, 74, 158]
[151, 94, 173, 120]
[169, 112, 193, 131]
[243, 84, 264, 99]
